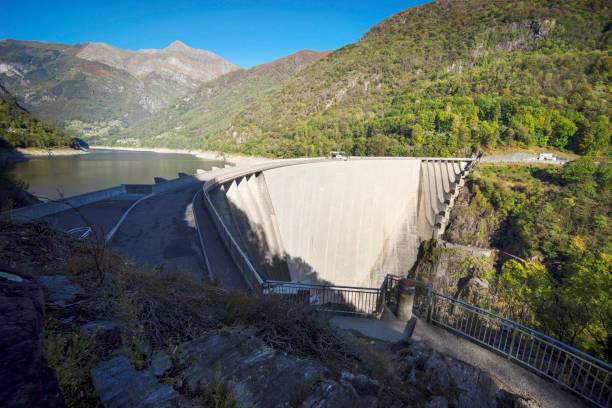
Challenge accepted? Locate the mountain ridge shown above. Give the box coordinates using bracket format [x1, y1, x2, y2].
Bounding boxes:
[0, 39, 240, 138]
[201, 0, 611, 157]
[96, 49, 330, 148]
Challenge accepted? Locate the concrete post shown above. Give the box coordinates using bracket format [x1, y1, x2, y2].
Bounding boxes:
[397, 279, 416, 322]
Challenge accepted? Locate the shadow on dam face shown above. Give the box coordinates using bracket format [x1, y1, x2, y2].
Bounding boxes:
[208, 159, 470, 289]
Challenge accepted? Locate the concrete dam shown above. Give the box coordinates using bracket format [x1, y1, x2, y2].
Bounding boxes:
[204, 158, 474, 290]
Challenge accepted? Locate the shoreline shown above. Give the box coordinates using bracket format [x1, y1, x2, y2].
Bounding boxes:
[16, 148, 88, 157]
[89, 145, 268, 165]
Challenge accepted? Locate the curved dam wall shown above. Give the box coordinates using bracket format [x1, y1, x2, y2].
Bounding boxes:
[206, 158, 471, 289]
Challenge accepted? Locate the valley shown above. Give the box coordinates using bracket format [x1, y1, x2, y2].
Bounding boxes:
[1, 1, 610, 407]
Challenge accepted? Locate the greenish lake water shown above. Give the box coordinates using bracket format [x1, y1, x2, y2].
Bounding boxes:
[10, 149, 225, 200]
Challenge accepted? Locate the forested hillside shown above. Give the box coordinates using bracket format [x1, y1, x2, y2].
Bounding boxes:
[98, 50, 330, 148]
[200, 0, 611, 157]
[0, 84, 75, 149]
[443, 158, 611, 360]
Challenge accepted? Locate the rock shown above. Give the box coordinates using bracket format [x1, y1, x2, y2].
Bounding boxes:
[35, 275, 83, 306]
[300, 380, 361, 408]
[426, 396, 449, 408]
[81, 320, 125, 334]
[0, 264, 66, 407]
[151, 353, 172, 377]
[176, 327, 378, 407]
[340, 371, 379, 395]
[496, 389, 542, 408]
[90, 355, 180, 408]
[396, 340, 508, 408]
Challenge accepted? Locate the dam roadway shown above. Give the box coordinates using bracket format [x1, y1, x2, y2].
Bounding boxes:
[109, 176, 245, 288]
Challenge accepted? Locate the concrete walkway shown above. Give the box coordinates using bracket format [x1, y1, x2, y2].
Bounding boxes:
[193, 190, 247, 290]
[110, 182, 207, 279]
[42, 194, 142, 237]
[332, 311, 585, 408]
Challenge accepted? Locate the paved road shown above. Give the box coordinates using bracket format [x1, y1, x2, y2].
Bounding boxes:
[108, 180, 246, 289]
[111, 182, 207, 280]
[42, 195, 141, 238]
[481, 153, 570, 164]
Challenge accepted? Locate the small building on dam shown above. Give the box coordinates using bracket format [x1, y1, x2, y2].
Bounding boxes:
[204, 157, 474, 290]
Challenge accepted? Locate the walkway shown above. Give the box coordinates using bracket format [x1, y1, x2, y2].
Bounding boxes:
[110, 182, 207, 279]
[193, 190, 247, 290]
[42, 194, 143, 238]
[332, 311, 585, 408]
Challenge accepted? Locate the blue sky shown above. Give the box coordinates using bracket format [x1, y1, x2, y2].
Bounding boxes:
[0, 0, 428, 68]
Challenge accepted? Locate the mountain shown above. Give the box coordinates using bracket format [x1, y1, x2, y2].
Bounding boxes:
[96, 49, 330, 148]
[196, 0, 611, 157]
[0, 83, 75, 149]
[0, 39, 239, 138]
[75, 40, 237, 88]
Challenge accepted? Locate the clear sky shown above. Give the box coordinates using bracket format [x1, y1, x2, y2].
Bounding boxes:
[0, 0, 429, 68]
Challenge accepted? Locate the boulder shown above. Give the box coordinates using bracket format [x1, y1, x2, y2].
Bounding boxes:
[0, 265, 66, 407]
[35, 275, 83, 306]
[90, 356, 180, 408]
[396, 339, 536, 408]
[151, 353, 172, 377]
[81, 320, 125, 334]
[426, 396, 449, 408]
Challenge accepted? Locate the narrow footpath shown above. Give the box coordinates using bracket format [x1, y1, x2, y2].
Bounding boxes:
[192, 189, 247, 290]
[332, 311, 586, 408]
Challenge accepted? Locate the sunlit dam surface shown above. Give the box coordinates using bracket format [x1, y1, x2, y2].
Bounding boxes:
[208, 158, 471, 289]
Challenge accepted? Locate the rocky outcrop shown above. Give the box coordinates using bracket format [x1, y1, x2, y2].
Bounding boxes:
[174, 328, 379, 407]
[90, 356, 186, 408]
[396, 339, 540, 408]
[76, 41, 239, 88]
[0, 265, 65, 407]
[90, 327, 379, 408]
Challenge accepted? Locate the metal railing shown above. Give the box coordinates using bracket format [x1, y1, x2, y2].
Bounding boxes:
[202, 188, 264, 294]
[263, 280, 381, 316]
[429, 292, 611, 408]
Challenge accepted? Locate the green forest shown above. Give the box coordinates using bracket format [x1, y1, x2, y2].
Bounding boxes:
[0, 85, 76, 149]
[445, 159, 611, 360]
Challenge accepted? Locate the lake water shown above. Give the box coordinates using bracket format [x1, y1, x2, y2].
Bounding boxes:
[10, 149, 226, 200]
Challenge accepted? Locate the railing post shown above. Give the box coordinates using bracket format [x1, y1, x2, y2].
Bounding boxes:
[507, 325, 518, 360]
[426, 286, 433, 323]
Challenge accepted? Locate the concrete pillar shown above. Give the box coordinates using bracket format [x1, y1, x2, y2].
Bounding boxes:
[397, 279, 416, 322]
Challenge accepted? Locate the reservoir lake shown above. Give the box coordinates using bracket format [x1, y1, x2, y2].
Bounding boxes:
[10, 149, 226, 200]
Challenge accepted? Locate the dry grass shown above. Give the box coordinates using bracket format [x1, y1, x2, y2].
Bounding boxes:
[4, 218, 425, 407]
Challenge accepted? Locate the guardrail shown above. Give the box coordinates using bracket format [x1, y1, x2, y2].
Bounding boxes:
[263, 280, 381, 316]
[202, 186, 264, 294]
[428, 292, 611, 408]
